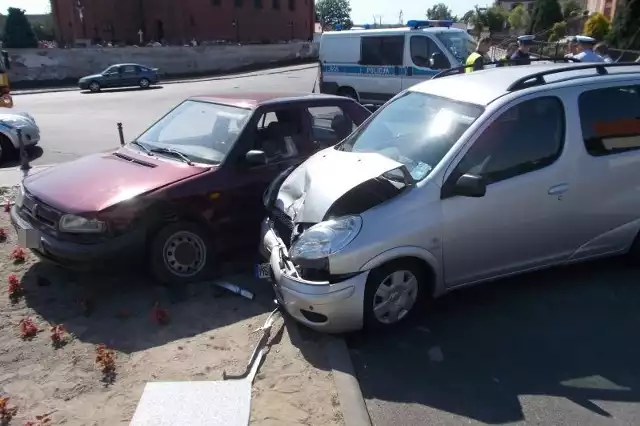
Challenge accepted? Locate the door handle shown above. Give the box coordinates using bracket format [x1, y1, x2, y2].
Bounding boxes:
[548, 184, 569, 196]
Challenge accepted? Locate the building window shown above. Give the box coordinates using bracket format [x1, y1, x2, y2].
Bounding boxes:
[288, 0, 295, 11]
[211, 0, 221, 5]
[273, 0, 280, 9]
[255, 0, 263, 8]
[235, 0, 243, 7]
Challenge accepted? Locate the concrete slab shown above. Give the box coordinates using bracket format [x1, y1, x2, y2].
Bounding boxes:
[129, 381, 252, 426]
[0, 165, 52, 188]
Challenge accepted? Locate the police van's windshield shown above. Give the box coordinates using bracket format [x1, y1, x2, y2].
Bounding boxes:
[335, 91, 484, 181]
[436, 32, 476, 63]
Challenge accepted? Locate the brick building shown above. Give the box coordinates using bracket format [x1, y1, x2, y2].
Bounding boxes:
[51, 0, 315, 46]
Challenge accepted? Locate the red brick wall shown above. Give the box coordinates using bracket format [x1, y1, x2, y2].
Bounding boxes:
[51, 0, 315, 46]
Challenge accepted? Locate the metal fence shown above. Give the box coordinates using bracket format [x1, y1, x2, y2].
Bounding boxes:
[528, 41, 640, 62]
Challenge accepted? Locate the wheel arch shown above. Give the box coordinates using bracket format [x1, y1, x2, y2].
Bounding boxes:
[359, 246, 442, 297]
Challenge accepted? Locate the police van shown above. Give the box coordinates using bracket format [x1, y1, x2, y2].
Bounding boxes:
[318, 20, 476, 105]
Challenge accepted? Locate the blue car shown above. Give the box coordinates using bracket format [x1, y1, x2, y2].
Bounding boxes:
[78, 63, 160, 93]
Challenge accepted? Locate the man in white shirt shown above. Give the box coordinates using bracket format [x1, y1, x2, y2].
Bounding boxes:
[594, 42, 613, 62]
[572, 35, 604, 62]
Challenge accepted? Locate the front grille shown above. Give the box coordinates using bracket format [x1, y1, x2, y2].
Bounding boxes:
[22, 193, 62, 230]
[271, 208, 294, 246]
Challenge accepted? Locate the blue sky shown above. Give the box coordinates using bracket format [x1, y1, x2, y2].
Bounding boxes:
[1, 0, 488, 25]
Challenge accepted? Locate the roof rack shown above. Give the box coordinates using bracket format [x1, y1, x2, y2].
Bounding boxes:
[432, 56, 579, 79]
[506, 61, 640, 91]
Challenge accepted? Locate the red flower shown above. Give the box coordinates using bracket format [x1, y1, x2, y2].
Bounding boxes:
[7, 274, 23, 297]
[19, 317, 38, 339]
[152, 303, 169, 325]
[0, 228, 7, 242]
[10, 247, 26, 263]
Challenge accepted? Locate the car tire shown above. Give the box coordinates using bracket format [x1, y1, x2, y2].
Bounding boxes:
[149, 221, 215, 286]
[139, 78, 151, 89]
[0, 133, 17, 162]
[88, 81, 101, 92]
[337, 86, 358, 102]
[363, 259, 429, 330]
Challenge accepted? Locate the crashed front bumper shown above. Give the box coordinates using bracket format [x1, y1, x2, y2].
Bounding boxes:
[260, 217, 368, 333]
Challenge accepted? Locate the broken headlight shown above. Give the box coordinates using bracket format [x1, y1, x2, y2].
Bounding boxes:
[289, 215, 362, 261]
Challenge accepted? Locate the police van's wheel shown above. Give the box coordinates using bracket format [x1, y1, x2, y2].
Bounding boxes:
[337, 87, 358, 102]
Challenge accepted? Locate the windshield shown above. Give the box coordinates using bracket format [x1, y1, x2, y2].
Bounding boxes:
[436, 31, 476, 64]
[136, 100, 251, 164]
[336, 91, 484, 181]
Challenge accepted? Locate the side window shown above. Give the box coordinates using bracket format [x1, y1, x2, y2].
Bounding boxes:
[254, 108, 305, 162]
[105, 66, 119, 74]
[456, 96, 565, 184]
[122, 65, 137, 73]
[410, 36, 450, 68]
[578, 85, 640, 156]
[360, 36, 404, 66]
[308, 106, 357, 148]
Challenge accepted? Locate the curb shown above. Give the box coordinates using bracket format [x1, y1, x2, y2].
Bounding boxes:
[11, 63, 319, 96]
[325, 336, 372, 426]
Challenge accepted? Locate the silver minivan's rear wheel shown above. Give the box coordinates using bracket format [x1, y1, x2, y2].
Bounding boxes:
[363, 259, 429, 329]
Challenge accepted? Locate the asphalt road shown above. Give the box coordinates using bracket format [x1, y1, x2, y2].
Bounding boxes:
[9, 62, 640, 426]
[349, 258, 640, 426]
[7, 63, 319, 168]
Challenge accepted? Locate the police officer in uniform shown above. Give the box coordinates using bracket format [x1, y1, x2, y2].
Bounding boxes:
[465, 37, 491, 73]
[510, 35, 534, 65]
[572, 35, 604, 62]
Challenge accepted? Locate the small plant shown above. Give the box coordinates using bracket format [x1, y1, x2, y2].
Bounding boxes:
[19, 317, 39, 339]
[9, 247, 26, 263]
[24, 412, 53, 425]
[95, 344, 116, 384]
[0, 395, 18, 424]
[152, 302, 169, 325]
[7, 274, 23, 302]
[50, 324, 67, 348]
[0, 228, 7, 242]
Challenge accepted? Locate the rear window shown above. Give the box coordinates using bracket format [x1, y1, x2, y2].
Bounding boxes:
[578, 85, 640, 156]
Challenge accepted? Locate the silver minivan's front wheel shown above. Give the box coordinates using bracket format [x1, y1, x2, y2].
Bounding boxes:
[363, 259, 429, 329]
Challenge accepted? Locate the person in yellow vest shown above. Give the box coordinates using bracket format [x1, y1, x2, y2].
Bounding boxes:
[465, 37, 491, 73]
[496, 43, 518, 67]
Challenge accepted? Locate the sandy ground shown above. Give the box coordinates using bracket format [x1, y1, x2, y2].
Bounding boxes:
[0, 188, 343, 426]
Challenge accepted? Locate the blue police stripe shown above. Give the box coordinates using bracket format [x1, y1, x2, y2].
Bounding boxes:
[322, 64, 440, 78]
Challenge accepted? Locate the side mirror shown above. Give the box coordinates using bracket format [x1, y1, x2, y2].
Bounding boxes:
[245, 150, 267, 166]
[452, 174, 486, 197]
[430, 52, 449, 70]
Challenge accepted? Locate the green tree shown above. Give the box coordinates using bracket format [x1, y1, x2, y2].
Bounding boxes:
[2, 7, 38, 48]
[508, 4, 531, 30]
[547, 21, 567, 41]
[583, 12, 611, 41]
[316, 0, 353, 30]
[607, 0, 640, 49]
[462, 9, 475, 23]
[31, 22, 54, 41]
[529, 0, 563, 34]
[561, 0, 582, 18]
[486, 6, 508, 34]
[426, 3, 453, 20]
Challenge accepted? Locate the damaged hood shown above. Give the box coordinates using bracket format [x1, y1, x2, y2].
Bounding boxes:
[274, 148, 407, 223]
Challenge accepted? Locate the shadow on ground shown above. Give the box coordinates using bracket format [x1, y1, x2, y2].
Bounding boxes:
[80, 86, 164, 95]
[348, 258, 640, 425]
[21, 261, 274, 354]
[0, 146, 44, 170]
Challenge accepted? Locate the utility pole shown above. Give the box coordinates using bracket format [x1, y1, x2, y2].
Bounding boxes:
[398, 10, 403, 25]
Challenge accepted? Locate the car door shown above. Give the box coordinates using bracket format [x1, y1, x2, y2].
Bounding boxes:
[222, 105, 315, 249]
[357, 35, 405, 104]
[402, 35, 450, 90]
[119, 65, 139, 87]
[440, 95, 573, 287]
[102, 66, 120, 87]
[562, 82, 640, 260]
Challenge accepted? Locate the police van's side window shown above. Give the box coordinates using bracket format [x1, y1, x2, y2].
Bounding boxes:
[456, 97, 565, 184]
[578, 85, 640, 156]
[360, 36, 404, 66]
[410, 36, 450, 68]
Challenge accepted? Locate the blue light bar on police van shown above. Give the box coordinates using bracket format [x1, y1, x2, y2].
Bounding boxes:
[407, 19, 453, 29]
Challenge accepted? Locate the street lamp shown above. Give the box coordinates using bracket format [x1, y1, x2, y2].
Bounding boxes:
[232, 19, 239, 43]
[288, 21, 293, 40]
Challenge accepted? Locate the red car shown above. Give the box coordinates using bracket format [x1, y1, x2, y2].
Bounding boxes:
[11, 93, 370, 285]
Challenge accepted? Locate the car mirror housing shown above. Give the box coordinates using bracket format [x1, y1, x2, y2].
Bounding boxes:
[245, 150, 267, 166]
[452, 173, 486, 197]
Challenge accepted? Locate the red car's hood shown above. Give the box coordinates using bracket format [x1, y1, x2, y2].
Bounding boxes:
[24, 149, 211, 213]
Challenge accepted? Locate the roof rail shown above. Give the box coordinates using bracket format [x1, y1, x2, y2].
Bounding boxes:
[506, 61, 640, 91]
[432, 56, 579, 79]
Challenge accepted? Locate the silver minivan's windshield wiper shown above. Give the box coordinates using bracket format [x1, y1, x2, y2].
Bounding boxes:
[149, 147, 194, 165]
[130, 141, 153, 156]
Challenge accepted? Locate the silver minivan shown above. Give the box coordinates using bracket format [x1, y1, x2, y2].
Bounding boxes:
[258, 62, 640, 333]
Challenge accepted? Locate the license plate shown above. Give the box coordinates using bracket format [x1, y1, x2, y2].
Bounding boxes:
[255, 262, 272, 280]
[16, 223, 40, 249]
